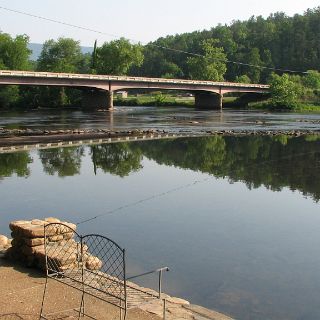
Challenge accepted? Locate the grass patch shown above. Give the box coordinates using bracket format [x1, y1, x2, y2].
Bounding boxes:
[248, 100, 320, 112]
[114, 95, 194, 107]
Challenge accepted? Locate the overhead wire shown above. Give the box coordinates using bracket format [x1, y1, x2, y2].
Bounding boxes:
[0, 5, 308, 74]
[75, 148, 320, 226]
[0, 7, 316, 224]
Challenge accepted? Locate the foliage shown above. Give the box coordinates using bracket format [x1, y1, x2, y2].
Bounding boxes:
[269, 73, 303, 108]
[37, 38, 85, 73]
[2, 7, 320, 108]
[154, 93, 166, 105]
[303, 70, 320, 89]
[161, 62, 183, 79]
[36, 38, 88, 107]
[136, 7, 320, 83]
[0, 86, 20, 108]
[95, 38, 144, 75]
[235, 75, 251, 83]
[0, 32, 31, 108]
[114, 94, 194, 107]
[187, 39, 227, 81]
[0, 32, 31, 70]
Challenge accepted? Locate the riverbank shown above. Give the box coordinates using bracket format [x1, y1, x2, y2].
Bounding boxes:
[0, 260, 235, 319]
[248, 101, 320, 112]
[0, 220, 234, 320]
[0, 259, 160, 320]
[114, 95, 194, 107]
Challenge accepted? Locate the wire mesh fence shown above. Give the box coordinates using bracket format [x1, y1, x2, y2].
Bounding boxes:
[40, 223, 168, 319]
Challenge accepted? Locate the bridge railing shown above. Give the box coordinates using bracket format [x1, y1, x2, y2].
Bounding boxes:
[0, 69, 270, 89]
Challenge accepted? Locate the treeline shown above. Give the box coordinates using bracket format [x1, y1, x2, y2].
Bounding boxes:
[136, 7, 320, 83]
[0, 35, 144, 108]
[0, 6, 320, 108]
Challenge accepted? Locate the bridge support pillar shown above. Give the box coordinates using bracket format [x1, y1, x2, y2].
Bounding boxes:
[195, 92, 223, 110]
[82, 89, 114, 110]
[107, 91, 114, 110]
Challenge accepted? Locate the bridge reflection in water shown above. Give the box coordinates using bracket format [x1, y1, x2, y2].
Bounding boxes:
[0, 134, 319, 201]
[1, 134, 320, 320]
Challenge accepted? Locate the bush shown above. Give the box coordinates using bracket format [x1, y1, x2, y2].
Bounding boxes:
[235, 75, 251, 84]
[303, 70, 320, 89]
[269, 73, 303, 109]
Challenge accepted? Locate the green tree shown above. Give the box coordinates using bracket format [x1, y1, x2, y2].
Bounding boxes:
[137, 7, 320, 85]
[187, 39, 227, 81]
[245, 48, 263, 83]
[161, 62, 183, 78]
[269, 73, 303, 108]
[303, 70, 320, 89]
[0, 86, 20, 108]
[37, 38, 86, 106]
[0, 32, 31, 108]
[235, 75, 251, 83]
[95, 38, 144, 75]
[0, 33, 31, 70]
[37, 38, 84, 73]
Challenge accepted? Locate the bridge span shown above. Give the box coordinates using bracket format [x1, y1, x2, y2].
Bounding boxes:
[0, 70, 269, 110]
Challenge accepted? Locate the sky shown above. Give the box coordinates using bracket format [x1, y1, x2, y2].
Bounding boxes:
[0, 0, 319, 46]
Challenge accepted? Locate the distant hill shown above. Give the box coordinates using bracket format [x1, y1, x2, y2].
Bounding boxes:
[28, 43, 93, 61]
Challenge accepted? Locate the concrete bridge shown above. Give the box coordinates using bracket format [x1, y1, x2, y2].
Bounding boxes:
[0, 70, 269, 110]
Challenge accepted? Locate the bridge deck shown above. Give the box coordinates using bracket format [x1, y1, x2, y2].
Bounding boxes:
[0, 70, 269, 90]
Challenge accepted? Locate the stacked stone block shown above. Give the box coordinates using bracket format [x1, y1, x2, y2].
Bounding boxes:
[5, 217, 102, 272]
[0, 234, 12, 259]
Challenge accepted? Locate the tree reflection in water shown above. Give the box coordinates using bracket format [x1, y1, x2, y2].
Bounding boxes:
[0, 152, 32, 178]
[91, 143, 143, 177]
[38, 147, 84, 177]
[0, 135, 319, 200]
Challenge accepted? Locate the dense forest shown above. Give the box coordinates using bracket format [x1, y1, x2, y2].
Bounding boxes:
[135, 7, 320, 82]
[0, 6, 319, 108]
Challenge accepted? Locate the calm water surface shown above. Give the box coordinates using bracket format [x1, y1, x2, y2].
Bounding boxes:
[0, 134, 320, 320]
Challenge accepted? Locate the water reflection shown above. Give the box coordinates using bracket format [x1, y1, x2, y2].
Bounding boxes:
[1, 135, 320, 320]
[91, 143, 142, 177]
[140, 135, 320, 201]
[0, 152, 32, 178]
[39, 147, 84, 177]
[2, 135, 319, 201]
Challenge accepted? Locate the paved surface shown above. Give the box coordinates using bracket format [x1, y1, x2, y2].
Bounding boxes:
[0, 260, 160, 320]
[0, 259, 234, 320]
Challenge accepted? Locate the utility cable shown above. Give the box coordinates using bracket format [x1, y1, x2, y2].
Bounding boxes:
[75, 149, 319, 226]
[0, 6, 121, 40]
[0, 5, 308, 74]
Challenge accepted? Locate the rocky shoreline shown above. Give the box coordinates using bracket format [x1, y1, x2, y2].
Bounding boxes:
[0, 127, 319, 150]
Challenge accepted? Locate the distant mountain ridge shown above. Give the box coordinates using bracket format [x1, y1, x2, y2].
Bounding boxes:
[28, 43, 93, 61]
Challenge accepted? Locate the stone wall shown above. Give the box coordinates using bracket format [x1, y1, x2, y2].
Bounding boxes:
[1, 217, 102, 272]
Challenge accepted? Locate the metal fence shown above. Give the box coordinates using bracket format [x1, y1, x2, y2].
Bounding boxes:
[40, 223, 168, 319]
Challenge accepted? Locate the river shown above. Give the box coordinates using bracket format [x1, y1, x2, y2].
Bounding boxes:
[0, 107, 320, 320]
[0, 106, 320, 132]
